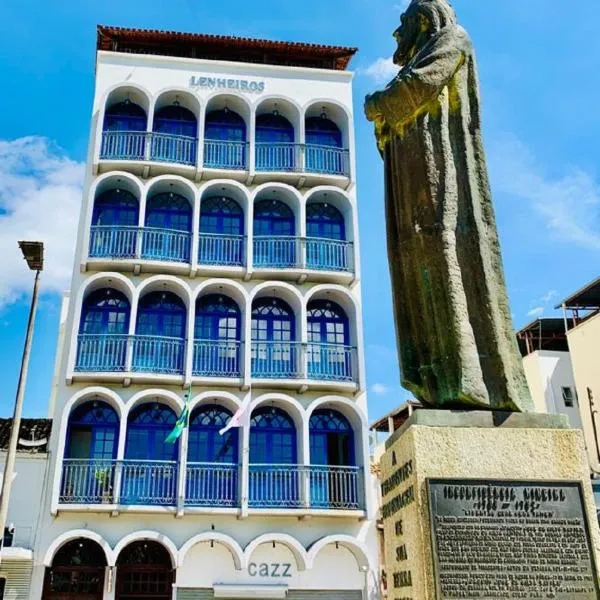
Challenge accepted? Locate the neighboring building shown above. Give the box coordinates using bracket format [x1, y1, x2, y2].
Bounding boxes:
[29, 26, 379, 600]
[516, 318, 582, 428]
[0, 419, 51, 600]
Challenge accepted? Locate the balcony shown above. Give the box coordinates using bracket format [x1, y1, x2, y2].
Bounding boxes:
[100, 131, 146, 161]
[204, 140, 248, 170]
[305, 144, 350, 177]
[59, 459, 117, 504]
[253, 236, 299, 269]
[75, 334, 128, 372]
[255, 143, 301, 173]
[307, 343, 355, 382]
[251, 341, 302, 379]
[185, 463, 239, 507]
[305, 238, 353, 272]
[198, 233, 245, 267]
[119, 460, 178, 506]
[131, 335, 185, 375]
[192, 340, 242, 377]
[150, 133, 197, 166]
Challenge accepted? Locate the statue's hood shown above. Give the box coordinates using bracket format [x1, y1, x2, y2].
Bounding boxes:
[407, 0, 457, 32]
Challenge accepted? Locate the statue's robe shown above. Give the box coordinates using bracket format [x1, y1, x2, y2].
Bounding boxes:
[376, 26, 532, 411]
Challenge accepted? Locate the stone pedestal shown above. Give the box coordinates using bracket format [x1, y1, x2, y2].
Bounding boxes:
[380, 411, 600, 600]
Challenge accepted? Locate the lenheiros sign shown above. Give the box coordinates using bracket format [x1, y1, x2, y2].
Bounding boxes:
[190, 75, 265, 93]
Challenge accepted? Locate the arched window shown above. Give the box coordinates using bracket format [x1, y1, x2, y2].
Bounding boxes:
[92, 189, 139, 227]
[256, 113, 295, 171]
[103, 100, 147, 132]
[193, 295, 241, 377]
[142, 192, 192, 262]
[66, 401, 119, 460]
[305, 116, 342, 148]
[133, 292, 186, 374]
[305, 115, 345, 175]
[306, 202, 348, 271]
[198, 196, 244, 266]
[307, 300, 352, 381]
[204, 108, 247, 169]
[306, 203, 345, 240]
[116, 541, 173, 600]
[151, 104, 198, 165]
[309, 409, 354, 466]
[253, 200, 296, 268]
[43, 539, 107, 600]
[122, 404, 179, 505]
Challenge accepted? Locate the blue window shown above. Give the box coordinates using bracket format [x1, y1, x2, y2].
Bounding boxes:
[307, 203, 345, 240]
[250, 407, 296, 464]
[253, 200, 296, 268]
[92, 189, 139, 227]
[195, 295, 240, 342]
[79, 289, 130, 335]
[125, 404, 179, 461]
[256, 113, 295, 171]
[103, 100, 147, 132]
[204, 108, 247, 169]
[188, 405, 238, 464]
[151, 104, 198, 165]
[66, 401, 119, 460]
[199, 196, 244, 266]
[305, 116, 345, 175]
[309, 409, 354, 466]
[101, 100, 147, 161]
[142, 192, 192, 262]
[305, 116, 342, 148]
[133, 292, 186, 374]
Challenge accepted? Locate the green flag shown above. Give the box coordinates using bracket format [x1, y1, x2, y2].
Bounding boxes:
[166, 383, 192, 444]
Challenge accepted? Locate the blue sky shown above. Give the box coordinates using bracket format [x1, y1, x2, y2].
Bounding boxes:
[0, 0, 599, 420]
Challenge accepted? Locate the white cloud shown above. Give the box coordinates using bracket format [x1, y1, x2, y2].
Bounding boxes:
[541, 290, 559, 304]
[527, 306, 544, 318]
[371, 383, 390, 396]
[0, 137, 84, 306]
[361, 57, 398, 84]
[490, 134, 600, 251]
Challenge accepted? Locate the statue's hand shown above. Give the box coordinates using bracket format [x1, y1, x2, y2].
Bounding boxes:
[364, 92, 383, 122]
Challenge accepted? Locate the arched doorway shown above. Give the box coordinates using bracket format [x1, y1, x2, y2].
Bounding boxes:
[198, 195, 244, 266]
[102, 99, 147, 160]
[151, 103, 198, 165]
[253, 199, 296, 268]
[305, 114, 344, 175]
[115, 541, 173, 600]
[255, 112, 296, 171]
[204, 108, 247, 169]
[306, 202, 348, 271]
[43, 538, 107, 600]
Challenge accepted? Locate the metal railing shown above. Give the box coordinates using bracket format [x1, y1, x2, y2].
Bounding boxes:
[89, 226, 138, 258]
[307, 465, 363, 510]
[306, 238, 353, 272]
[59, 459, 117, 504]
[255, 143, 301, 172]
[251, 341, 302, 379]
[150, 132, 197, 166]
[185, 463, 239, 507]
[198, 233, 245, 266]
[305, 144, 350, 176]
[75, 334, 128, 372]
[119, 460, 178, 506]
[204, 140, 248, 170]
[100, 131, 146, 161]
[307, 343, 355, 382]
[248, 464, 303, 508]
[253, 236, 299, 268]
[140, 227, 192, 263]
[131, 335, 186, 375]
[192, 340, 242, 377]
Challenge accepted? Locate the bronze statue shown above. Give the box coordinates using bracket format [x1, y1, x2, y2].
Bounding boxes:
[364, 0, 533, 412]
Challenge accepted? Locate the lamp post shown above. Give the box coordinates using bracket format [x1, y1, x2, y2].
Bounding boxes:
[0, 241, 44, 556]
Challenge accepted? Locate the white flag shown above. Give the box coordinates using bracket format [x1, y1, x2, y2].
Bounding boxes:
[219, 392, 251, 436]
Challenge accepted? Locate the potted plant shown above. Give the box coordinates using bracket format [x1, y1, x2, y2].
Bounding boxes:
[94, 468, 113, 504]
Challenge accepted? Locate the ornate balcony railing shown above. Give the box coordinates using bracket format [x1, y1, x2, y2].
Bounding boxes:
[150, 132, 197, 166]
[255, 143, 301, 172]
[75, 334, 128, 372]
[307, 343, 355, 382]
[131, 335, 186, 375]
[119, 460, 178, 506]
[248, 464, 303, 508]
[307, 465, 363, 510]
[140, 228, 191, 263]
[251, 341, 302, 379]
[100, 131, 146, 161]
[305, 144, 350, 176]
[192, 340, 242, 377]
[204, 140, 248, 170]
[198, 233, 244, 266]
[185, 463, 239, 507]
[89, 226, 138, 259]
[306, 238, 353, 272]
[253, 236, 300, 268]
[59, 459, 117, 504]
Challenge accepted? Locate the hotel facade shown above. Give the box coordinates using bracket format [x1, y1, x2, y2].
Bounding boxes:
[27, 26, 380, 600]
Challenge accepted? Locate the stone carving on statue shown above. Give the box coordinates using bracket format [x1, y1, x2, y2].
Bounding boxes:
[364, 0, 533, 412]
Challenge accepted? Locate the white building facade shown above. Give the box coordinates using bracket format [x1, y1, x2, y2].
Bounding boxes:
[30, 27, 380, 600]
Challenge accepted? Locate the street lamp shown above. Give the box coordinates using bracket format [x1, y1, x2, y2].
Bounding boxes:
[0, 241, 44, 556]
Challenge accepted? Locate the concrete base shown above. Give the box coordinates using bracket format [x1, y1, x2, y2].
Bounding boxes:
[380, 410, 600, 599]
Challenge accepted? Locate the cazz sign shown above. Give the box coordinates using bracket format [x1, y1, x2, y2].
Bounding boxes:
[248, 562, 293, 578]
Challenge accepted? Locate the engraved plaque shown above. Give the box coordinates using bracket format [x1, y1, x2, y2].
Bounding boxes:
[427, 479, 599, 599]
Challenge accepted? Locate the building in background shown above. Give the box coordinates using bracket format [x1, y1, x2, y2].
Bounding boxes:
[29, 26, 380, 600]
[0, 419, 51, 600]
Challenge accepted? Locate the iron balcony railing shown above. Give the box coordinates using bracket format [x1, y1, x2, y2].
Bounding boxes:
[308, 465, 363, 510]
[75, 334, 128, 372]
[249, 464, 303, 508]
[185, 462, 239, 507]
[198, 233, 245, 266]
[150, 132, 197, 166]
[100, 131, 146, 161]
[131, 335, 186, 375]
[253, 236, 299, 268]
[59, 459, 117, 504]
[307, 343, 355, 382]
[255, 143, 301, 172]
[251, 341, 302, 379]
[305, 144, 350, 176]
[192, 340, 242, 377]
[305, 237, 353, 272]
[89, 226, 191, 264]
[204, 140, 248, 170]
[119, 460, 178, 506]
